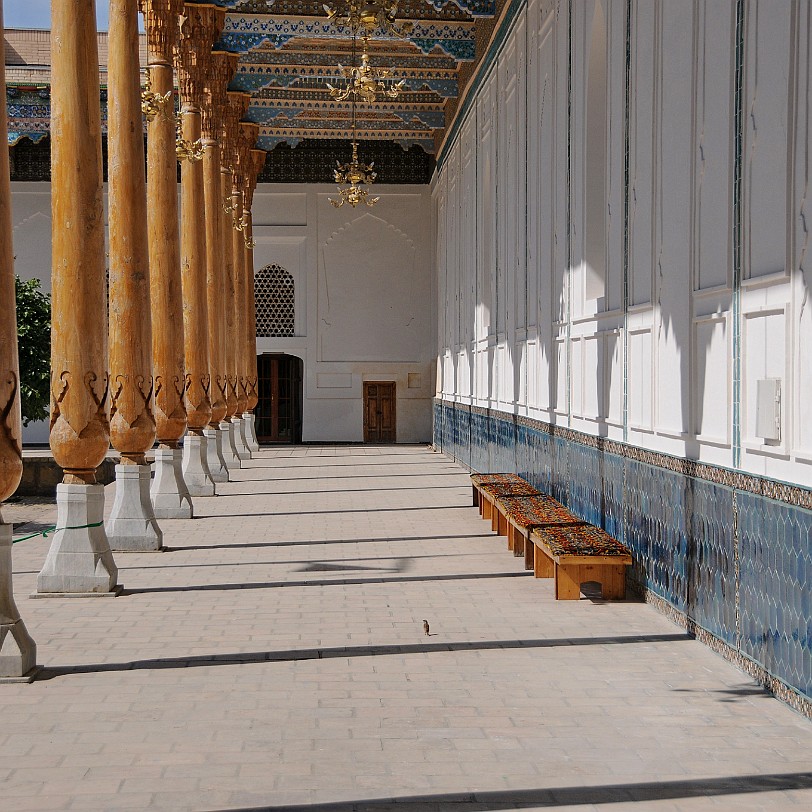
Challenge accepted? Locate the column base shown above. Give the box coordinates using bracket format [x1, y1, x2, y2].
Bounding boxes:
[0, 666, 42, 684]
[233, 416, 252, 461]
[181, 433, 216, 497]
[36, 484, 119, 595]
[220, 421, 241, 470]
[106, 464, 163, 552]
[203, 427, 229, 483]
[151, 447, 194, 519]
[243, 412, 260, 453]
[0, 524, 37, 679]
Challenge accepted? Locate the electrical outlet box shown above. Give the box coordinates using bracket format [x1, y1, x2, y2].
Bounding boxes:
[756, 378, 781, 442]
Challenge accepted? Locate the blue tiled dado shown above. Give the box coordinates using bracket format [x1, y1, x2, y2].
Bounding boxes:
[433, 399, 812, 710]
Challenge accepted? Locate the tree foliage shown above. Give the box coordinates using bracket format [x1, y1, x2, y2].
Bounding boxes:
[14, 276, 51, 426]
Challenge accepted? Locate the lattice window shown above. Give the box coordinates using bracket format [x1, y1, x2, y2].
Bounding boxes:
[255, 264, 295, 337]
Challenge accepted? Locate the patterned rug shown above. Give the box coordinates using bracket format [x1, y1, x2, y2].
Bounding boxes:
[477, 480, 540, 498]
[470, 473, 529, 487]
[496, 494, 583, 529]
[534, 524, 631, 558]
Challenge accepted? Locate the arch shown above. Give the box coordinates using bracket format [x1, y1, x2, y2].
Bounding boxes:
[255, 264, 295, 337]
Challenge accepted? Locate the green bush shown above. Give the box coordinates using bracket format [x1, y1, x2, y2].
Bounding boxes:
[15, 276, 51, 426]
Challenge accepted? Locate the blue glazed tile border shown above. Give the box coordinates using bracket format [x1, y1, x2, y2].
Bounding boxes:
[435, 398, 812, 716]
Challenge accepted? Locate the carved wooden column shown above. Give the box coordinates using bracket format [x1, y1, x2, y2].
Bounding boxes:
[37, 0, 119, 595]
[201, 49, 236, 482]
[231, 122, 259, 460]
[105, 0, 162, 552]
[141, 0, 193, 519]
[0, 2, 37, 680]
[222, 92, 251, 463]
[174, 3, 223, 496]
[242, 148, 266, 452]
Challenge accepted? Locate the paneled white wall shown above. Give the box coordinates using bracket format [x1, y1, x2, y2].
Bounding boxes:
[434, 0, 812, 486]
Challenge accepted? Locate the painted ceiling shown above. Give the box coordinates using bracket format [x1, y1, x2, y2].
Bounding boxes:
[5, 0, 499, 156]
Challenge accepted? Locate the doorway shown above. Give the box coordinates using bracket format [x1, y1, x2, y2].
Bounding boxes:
[363, 381, 396, 443]
[256, 354, 303, 444]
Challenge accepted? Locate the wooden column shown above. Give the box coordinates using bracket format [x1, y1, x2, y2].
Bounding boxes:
[242, 148, 267, 452]
[222, 93, 251, 461]
[0, 1, 37, 679]
[140, 0, 193, 518]
[105, 0, 162, 551]
[174, 2, 223, 495]
[231, 122, 259, 460]
[37, 0, 118, 594]
[201, 49, 236, 482]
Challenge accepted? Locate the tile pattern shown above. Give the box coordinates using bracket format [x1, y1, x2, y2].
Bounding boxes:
[434, 398, 812, 713]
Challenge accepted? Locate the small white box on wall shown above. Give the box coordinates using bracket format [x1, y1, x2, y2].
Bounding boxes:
[756, 378, 781, 443]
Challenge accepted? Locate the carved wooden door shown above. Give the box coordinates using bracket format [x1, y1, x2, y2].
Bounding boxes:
[363, 382, 396, 443]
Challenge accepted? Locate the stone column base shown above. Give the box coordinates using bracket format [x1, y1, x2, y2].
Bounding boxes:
[203, 427, 229, 483]
[151, 447, 194, 519]
[233, 417, 252, 461]
[220, 421, 241, 469]
[243, 412, 260, 453]
[36, 483, 119, 595]
[106, 464, 163, 552]
[0, 523, 37, 679]
[182, 433, 216, 497]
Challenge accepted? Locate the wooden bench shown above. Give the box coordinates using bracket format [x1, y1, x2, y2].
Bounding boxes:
[494, 494, 585, 560]
[470, 474, 539, 528]
[530, 524, 632, 600]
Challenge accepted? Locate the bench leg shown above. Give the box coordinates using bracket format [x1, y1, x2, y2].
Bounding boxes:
[524, 535, 534, 570]
[554, 564, 582, 600]
[482, 498, 492, 521]
[506, 521, 514, 550]
[598, 565, 627, 600]
[490, 505, 500, 534]
[472, 484, 479, 508]
[534, 546, 554, 579]
[513, 528, 524, 557]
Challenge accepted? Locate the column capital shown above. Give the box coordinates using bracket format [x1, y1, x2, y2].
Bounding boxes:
[139, 0, 184, 64]
[174, 3, 225, 109]
[245, 148, 266, 212]
[233, 122, 259, 192]
[202, 51, 238, 143]
[222, 91, 251, 172]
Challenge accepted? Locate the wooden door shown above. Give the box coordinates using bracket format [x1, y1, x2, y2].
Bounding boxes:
[256, 354, 302, 443]
[363, 382, 396, 443]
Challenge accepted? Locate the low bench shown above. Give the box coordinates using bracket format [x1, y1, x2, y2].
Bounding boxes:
[470, 474, 539, 529]
[530, 524, 632, 600]
[494, 494, 585, 560]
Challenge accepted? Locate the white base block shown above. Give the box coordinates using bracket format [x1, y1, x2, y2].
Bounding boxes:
[204, 427, 229, 483]
[151, 447, 194, 519]
[243, 412, 260, 453]
[233, 417, 252, 461]
[37, 484, 119, 594]
[0, 524, 37, 677]
[181, 433, 216, 497]
[220, 421, 241, 469]
[106, 464, 163, 552]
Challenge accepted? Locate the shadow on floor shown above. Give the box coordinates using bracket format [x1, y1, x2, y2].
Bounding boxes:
[162, 534, 491, 552]
[35, 632, 692, 681]
[204, 772, 812, 810]
[120, 570, 534, 595]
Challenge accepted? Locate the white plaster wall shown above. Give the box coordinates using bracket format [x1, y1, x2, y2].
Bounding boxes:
[11, 181, 435, 446]
[433, 0, 812, 488]
[252, 183, 435, 443]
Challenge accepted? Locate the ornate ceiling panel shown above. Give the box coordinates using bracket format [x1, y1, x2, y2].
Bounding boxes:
[208, 0, 496, 153]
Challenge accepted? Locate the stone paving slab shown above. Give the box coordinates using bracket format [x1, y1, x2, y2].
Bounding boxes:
[1, 445, 811, 811]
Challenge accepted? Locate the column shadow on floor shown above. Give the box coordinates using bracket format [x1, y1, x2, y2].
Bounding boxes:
[205, 772, 812, 811]
[120, 570, 534, 595]
[35, 632, 692, 681]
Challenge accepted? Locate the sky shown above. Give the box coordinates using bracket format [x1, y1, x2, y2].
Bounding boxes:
[4, 1, 110, 30]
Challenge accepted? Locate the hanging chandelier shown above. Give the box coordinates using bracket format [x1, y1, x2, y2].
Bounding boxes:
[327, 38, 405, 103]
[323, 0, 413, 39]
[330, 138, 379, 208]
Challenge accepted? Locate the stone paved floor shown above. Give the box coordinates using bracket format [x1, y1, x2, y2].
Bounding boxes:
[1, 445, 811, 811]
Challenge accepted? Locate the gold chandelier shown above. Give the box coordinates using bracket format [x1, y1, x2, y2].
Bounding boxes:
[330, 138, 379, 208]
[327, 38, 405, 103]
[323, 0, 413, 39]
